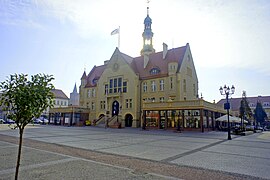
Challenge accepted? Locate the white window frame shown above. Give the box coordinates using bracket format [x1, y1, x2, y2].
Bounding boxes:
[151, 81, 156, 92]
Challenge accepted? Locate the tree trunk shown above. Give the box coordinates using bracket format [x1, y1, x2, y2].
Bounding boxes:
[15, 128, 24, 180]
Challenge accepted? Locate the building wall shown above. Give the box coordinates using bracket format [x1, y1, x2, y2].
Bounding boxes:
[179, 47, 198, 101]
[96, 52, 141, 127]
[80, 47, 199, 128]
[43, 98, 69, 118]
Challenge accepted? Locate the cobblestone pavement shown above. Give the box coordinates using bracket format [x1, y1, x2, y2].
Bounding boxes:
[0, 124, 269, 179]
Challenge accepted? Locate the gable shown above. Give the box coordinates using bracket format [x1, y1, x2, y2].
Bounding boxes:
[103, 48, 138, 78]
[179, 44, 198, 82]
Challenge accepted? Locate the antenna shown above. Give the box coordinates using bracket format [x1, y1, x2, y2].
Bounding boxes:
[147, 0, 150, 15]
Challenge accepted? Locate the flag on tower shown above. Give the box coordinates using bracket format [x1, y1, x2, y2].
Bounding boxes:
[111, 28, 119, 35]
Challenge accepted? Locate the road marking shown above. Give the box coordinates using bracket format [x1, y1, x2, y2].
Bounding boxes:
[160, 139, 226, 162]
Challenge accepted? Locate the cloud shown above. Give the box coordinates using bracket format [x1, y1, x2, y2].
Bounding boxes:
[1, 0, 270, 75]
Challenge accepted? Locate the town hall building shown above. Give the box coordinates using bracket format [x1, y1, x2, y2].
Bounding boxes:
[78, 6, 225, 132]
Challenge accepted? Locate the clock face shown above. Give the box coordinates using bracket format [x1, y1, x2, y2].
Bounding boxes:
[113, 63, 119, 71]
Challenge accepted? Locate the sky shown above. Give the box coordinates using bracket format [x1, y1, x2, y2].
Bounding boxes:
[0, 0, 270, 102]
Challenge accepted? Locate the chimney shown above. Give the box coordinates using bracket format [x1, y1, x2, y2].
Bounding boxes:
[163, 43, 168, 59]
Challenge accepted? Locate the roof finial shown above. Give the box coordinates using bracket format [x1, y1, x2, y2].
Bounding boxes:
[147, 0, 150, 15]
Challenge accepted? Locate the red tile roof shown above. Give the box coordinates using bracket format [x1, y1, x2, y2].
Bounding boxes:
[83, 45, 187, 87]
[132, 46, 187, 79]
[85, 64, 107, 88]
[51, 89, 69, 99]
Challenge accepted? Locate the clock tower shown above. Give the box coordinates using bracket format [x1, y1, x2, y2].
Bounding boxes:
[140, 4, 155, 56]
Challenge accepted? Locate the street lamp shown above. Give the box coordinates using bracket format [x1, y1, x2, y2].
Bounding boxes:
[219, 85, 235, 140]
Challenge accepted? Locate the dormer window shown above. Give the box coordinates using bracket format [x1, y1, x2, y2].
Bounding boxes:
[92, 78, 98, 85]
[263, 102, 270, 107]
[150, 68, 160, 75]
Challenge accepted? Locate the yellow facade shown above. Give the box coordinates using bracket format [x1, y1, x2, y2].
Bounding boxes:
[79, 44, 201, 128]
[79, 6, 225, 131]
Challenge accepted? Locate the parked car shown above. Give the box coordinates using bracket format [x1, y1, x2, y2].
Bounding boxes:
[33, 118, 42, 124]
[6, 119, 15, 124]
[245, 125, 255, 131]
[41, 118, 49, 124]
[34, 117, 49, 124]
[0, 118, 5, 124]
[255, 126, 263, 131]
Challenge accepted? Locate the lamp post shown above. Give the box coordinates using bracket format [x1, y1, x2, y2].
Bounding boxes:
[219, 85, 235, 140]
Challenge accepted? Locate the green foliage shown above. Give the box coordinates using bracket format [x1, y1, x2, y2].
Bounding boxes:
[0, 73, 54, 129]
[239, 99, 252, 119]
[254, 102, 267, 124]
[239, 92, 252, 120]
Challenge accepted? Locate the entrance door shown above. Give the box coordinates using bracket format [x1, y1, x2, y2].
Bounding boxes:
[112, 101, 119, 116]
[125, 114, 133, 127]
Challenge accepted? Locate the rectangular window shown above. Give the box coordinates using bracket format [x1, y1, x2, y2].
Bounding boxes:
[100, 101, 103, 109]
[109, 79, 113, 93]
[160, 97, 165, 102]
[143, 82, 147, 92]
[170, 77, 173, 89]
[151, 81, 156, 92]
[123, 81, 127, 93]
[87, 89, 91, 98]
[105, 84, 108, 94]
[193, 84, 196, 96]
[118, 78, 122, 92]
[91, 102, 95, 110]
[183, 79, 186, 93]
[100, 101, 106, 110]
[160, 79, 164, 91]
[92, 89, 96, 97]
[108, 77, 125, 93]
[129, 99, 132, 108]
[126, 99, 129, 108]
[114, 78, 117, 93]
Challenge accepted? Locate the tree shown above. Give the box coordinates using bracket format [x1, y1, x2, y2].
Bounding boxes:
[239, 91, 252, 122]
[254, 102, 267, 126]
[0, 74, 54, 180]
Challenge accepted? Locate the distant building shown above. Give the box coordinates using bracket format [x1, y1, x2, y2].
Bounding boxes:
[69, 83, 79, 106]
[42, 89, 69, 118]
[217, 95, 270, 123]
[49, 87, 89, 126]
[51, 89, 69, 108]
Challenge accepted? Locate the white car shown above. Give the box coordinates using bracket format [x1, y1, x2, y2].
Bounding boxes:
[0, 119, 5, 123]
[36, 118, 49, 124]
[6, 119, 15, 124]
[34, 118, 42, 124]
[42, 118, 49, 124]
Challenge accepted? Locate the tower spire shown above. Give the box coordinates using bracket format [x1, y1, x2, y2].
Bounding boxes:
[141, 0, 155, 56]
[147, 0, 150, 15]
